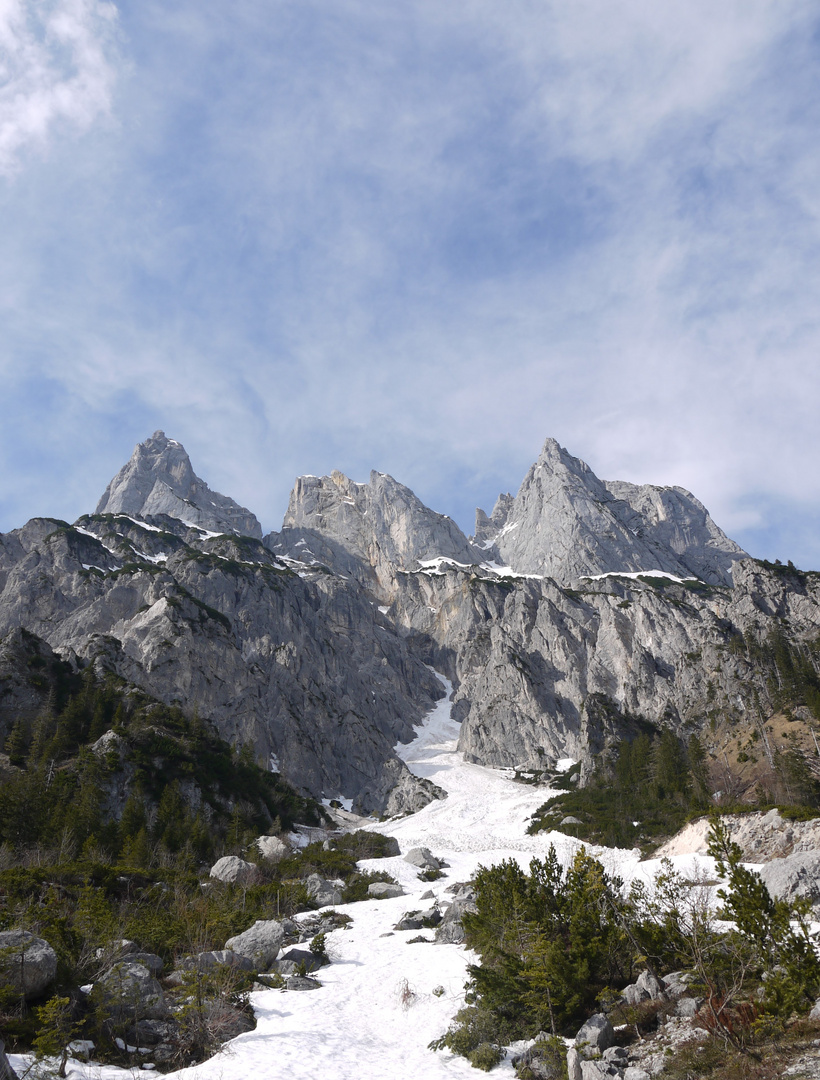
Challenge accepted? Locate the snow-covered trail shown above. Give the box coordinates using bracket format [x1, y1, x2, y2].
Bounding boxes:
[11, 677, 709, 1080]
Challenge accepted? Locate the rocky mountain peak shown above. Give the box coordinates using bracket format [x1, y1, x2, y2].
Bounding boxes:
[278, 469, 481, 592]
[96, 432, 262, 538]
[477, 437, 747, 586]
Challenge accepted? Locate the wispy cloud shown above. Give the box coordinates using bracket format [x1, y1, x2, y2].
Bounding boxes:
[0, 0, 119, 176]
[1, 0, 819, 567]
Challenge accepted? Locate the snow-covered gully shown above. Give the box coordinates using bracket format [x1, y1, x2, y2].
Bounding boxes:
[12, 680, 716, 1080]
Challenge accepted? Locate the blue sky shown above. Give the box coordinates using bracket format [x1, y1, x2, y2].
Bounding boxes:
[2, 0, 820, 566]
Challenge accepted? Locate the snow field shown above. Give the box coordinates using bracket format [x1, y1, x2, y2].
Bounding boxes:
[10, 674, 720, 1080]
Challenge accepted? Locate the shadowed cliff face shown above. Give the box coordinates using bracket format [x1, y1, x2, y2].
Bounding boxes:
[1, 433, 817, 809]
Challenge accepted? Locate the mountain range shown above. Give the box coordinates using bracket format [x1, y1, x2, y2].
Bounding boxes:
[2, 430, 818, 813]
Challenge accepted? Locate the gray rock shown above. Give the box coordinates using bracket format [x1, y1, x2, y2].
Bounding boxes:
[96, 431, 262, 538]
[0, 930, 57, 999]
[621, 983, 649, 1006]
[367, 882, 404, 899]
[635, 969, 665, 1000]
[209, 856, 257, 884]
[623, 1070, 651, 1080]
[661, 971, 689, 996]
[575, 1013, 615, 1058]
[280, 468, 484, 595]
[175, 949, 255, 974]
[285, 975, 321, 991]
[97, 960, 168, 1020]
[566, 1047, 583, 1080]
[809, 998, 820, 1021]
[403, 847, 441, 870]
[129, 952, 164, 976]
[224, 920, 285, 969]
[580, 1062, 609, 1079]
[256, 835, 289, 863]
[435, 891, 477, 945]
[305, 874, 343, 908]
[561, 816, 584, 826]
[758, 851, 820, 910]
[675, 996, 702, 1018]
[602, 1046, 628, 1064]
[353, 757, 446, 818]
[273, 948, 323, 974]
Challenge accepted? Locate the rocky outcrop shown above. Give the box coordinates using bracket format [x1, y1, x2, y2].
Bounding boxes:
[475, 437, 746, 586]
[0, 931, 57, 999]
[758, 852, 820, 910]
[655, 810, 820, 861]
[96, 431, 262, 538]
[275, 469, 482, 594]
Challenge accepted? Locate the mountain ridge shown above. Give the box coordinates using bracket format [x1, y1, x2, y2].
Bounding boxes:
[1, 432, 818, 817]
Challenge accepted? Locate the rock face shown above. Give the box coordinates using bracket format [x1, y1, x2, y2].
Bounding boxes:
[96, 431, 262, 539]
[0, 931, 57, 999]
[275, 469, 482, 594]
[0, 506, 444, 813]
[475, 437, 747, 586]
[1, 431, 819, 807]
[758, 852, 820, 910]
[655, 810, 820, 861]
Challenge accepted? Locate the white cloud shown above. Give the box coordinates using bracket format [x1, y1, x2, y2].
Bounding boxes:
[0, 0, 119, 176]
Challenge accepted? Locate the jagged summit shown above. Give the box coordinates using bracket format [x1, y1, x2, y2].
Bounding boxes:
[274, 468, 482, 592]
[476, 437, 747, 586]
[96, 431, 262, 539]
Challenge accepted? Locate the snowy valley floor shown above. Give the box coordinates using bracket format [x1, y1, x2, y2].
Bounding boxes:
[11, 680, 721, 1080]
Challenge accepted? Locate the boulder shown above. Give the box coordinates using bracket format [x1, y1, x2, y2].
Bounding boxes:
[273, 948, 324, 975]
[224, 920, 284, 969]
[173, 950, 255, 979]
[661, 970, 689, 997]
[620, 983, 649, 1006]
[209, 856, 257, 884]
[256, 835, 289, 863]
[435, 891, 477, 945]
[675, 996, 702, 1018]
[305, 874, 343, 907]
[574, 1013, 614, 1058]
[0, 930, 57, 999]
[367, 882, 404, 899]
[623, 1070, 651, 1080]
[636, 969, 665, 999]
[129, 952, 164, 976]
[285, 975, 322, 991]
[580, 1063, 608, 1080]
[566, 1047, 582, 1080]
[403, 847, 441, 870]
[97, 960, 168, 1020]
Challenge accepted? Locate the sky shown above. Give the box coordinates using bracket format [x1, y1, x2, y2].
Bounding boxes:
[1, 0, 819, 567]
